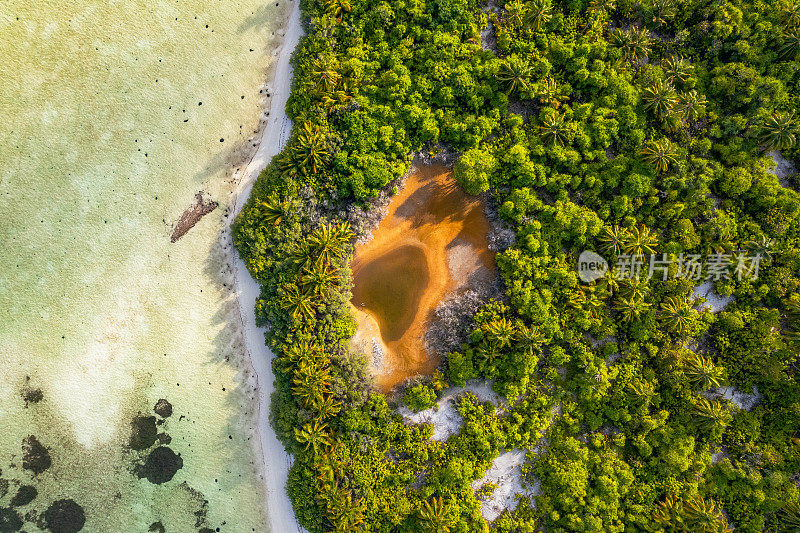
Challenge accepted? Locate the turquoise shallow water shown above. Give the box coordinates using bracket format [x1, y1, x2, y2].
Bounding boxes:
[0, 0, 288, 530]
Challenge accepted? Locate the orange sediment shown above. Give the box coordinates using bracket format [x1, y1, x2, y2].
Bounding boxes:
[350, 164, 495, 391]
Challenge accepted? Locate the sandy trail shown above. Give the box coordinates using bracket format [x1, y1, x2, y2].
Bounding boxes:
[227, 2, 304, 532]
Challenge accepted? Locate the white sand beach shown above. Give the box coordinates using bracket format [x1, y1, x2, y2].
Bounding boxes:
[228, 2, 304, 531]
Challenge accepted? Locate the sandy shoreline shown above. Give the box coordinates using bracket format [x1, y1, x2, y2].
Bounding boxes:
[226, 2, 304, 532]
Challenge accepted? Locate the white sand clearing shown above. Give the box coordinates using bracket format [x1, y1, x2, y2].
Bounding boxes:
[710, 386, 761, 411]
[472, 449, 539, 521]
[692, 281, 733, 313]
[769, 150, 797, 186]
[228, 2, 306, 532]
[399, 381, 502, 441]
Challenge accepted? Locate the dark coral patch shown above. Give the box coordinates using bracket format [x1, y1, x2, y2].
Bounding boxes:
[22, 387, 43, 407]
[22, 436, 51, 475]
[153, 399, 172, 418]
[45, 499, 85, 533]
[129, 416, 158, 450]
[148, 521, 165, 532]
[139, 447, 183, 484]
[0, 506, 23, 532]
[9, 485, 36, 507]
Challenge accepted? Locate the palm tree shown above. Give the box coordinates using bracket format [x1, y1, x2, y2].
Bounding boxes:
[309, 221, 353, 266]
[676, 90, 707, 121]
[777, 501, 800, 531]
[476, 342, 500, 371]
[418, 496, 452, 533]
[292, 365, 331, 409]
[279, 283, 316, 321]
[610, 26, 651, 64]
[662, 56, 691, 84]
[692, 397, 731, 432]
[329, 492, 366, 532]
[652, 495, 681, 527]
[294, 419, 332, 454]
[282, 340, 324, 368]
[316, 394, 342, 419]
[302, 261, 340, 295]
[483, 317, 515, 348]
[323, 0, 352, 22]
[320, 78, 356, 110]
[654, 495, 728, 532]
[628, 378, 655, 401]
[746, 234, 775, 263]
[641, 138, 679, 173]
[620, 276, 650, 300]
[515, 323, 544, 354]
[570, 286, 604, 318]
[523, 0, 552, 32]
[684, 352, 724, 390]
[501, 0, 528, 31]
[597, 267, 620, 297]
[291, 122, 331, 176]
[430, 370, 449, 391]
[659, 296, 694, 336]
[623, 225, 659, 257]
[311, 56, 342, 94]
[536, 78, 567, 108]
[583, 0, 616, 34]
[615, 296, 651, 320]
[498, 55, 533, 96]
[759, 111, 799, 150]
[781, 0, 800, 28]
[781, 27, 800, 60]
[538, 111, 569, 146]
[255, 195, 285, 226]
[684, 495, 728, 532]
[650, 0, 677, 26]
[290, 239, 316, 269]
[599, 225, 630, 256]
[588, 0, 616, 15]
[642, 80, 678, 118]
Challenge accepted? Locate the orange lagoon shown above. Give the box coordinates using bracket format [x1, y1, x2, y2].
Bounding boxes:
[350, 164, 495, 391]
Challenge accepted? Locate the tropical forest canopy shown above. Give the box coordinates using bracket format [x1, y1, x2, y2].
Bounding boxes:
[233, 0, 800, 530]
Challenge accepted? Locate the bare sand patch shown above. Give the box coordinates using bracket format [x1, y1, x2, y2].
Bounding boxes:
[350, 164, 495, 391]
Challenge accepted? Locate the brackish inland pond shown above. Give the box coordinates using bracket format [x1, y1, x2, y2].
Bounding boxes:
[350, 164, 495, 391]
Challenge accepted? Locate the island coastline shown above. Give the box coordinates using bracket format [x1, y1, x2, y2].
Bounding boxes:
[225, 2, 304, 532]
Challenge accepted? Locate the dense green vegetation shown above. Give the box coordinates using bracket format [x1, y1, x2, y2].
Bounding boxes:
[234, 0, 800, 530]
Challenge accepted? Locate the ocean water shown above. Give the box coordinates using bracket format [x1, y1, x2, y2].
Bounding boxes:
[0, 0, 288, 530]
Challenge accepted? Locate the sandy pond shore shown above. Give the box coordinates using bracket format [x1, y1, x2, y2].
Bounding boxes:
[227, 2, 304, 532]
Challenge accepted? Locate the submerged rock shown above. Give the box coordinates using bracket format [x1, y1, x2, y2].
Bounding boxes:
[0, 478, 8, 499]
[153, 399, 173, 418]
[139, 447, 183, 484]
[170, 192, 218, 242]
[0, 507, 23, 532]
[148, 521, 165, 532]
[22, 387, 43, 407]
[22, 436, 51, 475]
[129, 416, 158, 450]
[45, 499, 85, 533]
[10, 485, 37, 507]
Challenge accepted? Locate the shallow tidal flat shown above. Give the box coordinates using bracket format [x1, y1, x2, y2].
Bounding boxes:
[0, 1, 289, 531]
[350, 165, 495, 391]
